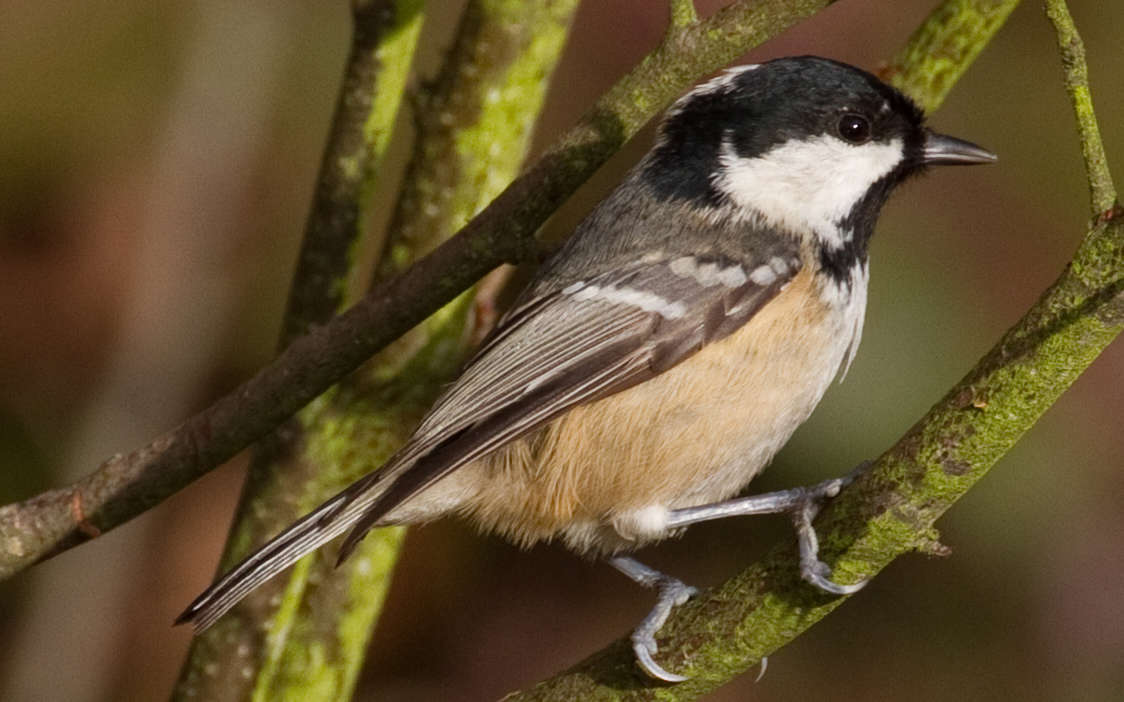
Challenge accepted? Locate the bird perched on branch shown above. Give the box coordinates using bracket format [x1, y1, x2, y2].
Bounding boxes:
[178, 56, 996, 682]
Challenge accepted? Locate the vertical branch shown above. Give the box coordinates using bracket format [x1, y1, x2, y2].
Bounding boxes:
[173, 2, 425, 701]
[280, 0, 426, 344]
[253, 3, 581, 700]
[0, 0, 836, 584]
[177, 2, 580, 701]
[1045, 0, 1118, 218]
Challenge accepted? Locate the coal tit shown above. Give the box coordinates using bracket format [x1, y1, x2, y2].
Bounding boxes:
[178, 56, 996, 682]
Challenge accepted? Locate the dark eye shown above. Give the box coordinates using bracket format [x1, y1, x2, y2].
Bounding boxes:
[837, 113, 871, 143]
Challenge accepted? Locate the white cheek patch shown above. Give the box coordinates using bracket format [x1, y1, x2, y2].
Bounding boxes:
[714, 135, 904, 248]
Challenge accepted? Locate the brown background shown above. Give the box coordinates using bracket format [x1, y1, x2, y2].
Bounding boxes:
[1, 1, 1121, 700]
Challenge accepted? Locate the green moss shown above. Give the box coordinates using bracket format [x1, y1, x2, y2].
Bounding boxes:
[887, 0, 1019, 113]
[252, 556, 315, 701]
[233, 4, 582, 696]
[451, 11, 574, 226]
[361, 0, 425, 178]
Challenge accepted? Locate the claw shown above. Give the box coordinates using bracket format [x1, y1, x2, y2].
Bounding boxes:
[801, 559, 868, 595]
[793, 493, 867, 596]
[610, 557, 698, 682]
[608, 462, 874, 682]
[633, 637, 689, 683]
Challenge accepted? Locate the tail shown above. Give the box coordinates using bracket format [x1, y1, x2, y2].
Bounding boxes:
[174, 476, 390, 632]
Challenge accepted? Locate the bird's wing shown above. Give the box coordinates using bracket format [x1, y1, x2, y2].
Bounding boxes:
[333, 251, 802, 555]
[177, 252, 800, 632]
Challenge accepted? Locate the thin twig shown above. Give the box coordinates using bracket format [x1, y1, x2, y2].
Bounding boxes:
[1045, 0, 1118, 218]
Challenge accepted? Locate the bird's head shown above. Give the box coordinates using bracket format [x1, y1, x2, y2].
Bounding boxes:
[644, 56, 995, 263]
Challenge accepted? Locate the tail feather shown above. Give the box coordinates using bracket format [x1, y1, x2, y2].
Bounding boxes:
[175, 483, 388, 632]
[177, 428, 467, 632]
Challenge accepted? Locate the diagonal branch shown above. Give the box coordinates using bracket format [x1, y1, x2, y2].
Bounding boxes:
[503, 2, 1124, 699]
[0, 0, 838, 581]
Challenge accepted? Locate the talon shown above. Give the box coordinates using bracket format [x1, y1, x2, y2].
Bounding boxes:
[633, 638, 689, 682]
[792, 484, 867, 597]
[609, 557, 696, 683]
[801, 560, 868, 595]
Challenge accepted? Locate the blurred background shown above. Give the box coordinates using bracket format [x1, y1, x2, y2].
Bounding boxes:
[0, 0, 1121, 700]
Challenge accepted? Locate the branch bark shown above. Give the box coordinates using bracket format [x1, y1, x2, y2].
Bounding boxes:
[0, 0, 837, 581]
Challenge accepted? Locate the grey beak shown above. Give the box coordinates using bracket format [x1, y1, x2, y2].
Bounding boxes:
[922, 130, 997, 166]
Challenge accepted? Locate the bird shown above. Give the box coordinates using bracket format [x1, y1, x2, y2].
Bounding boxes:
[177, 56, 996, 682]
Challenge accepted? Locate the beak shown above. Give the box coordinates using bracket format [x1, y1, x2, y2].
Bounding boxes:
[922, 130, 997, 166]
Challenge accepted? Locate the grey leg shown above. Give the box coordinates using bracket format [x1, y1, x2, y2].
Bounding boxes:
[666, 463, 870, 595]
[610, 465, 868, 683]
[609, 556, 697, 682]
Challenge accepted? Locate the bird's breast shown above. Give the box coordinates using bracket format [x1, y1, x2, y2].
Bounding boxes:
[458, 266, 867, 555]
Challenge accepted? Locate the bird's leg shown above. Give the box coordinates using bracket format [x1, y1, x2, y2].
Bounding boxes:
[666, 461, 871, 595]
[608, 556, 697, 682]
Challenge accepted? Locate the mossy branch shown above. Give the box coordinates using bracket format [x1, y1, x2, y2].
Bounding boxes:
[174, 2, 425, 700]
[502, 3, 1124, 699]
[882, 0, 1018, 113]
[279, 0, 426, 346]
[1045, 0, 1118, 218]
[0, 0, 835, 581]
[180, 3, 580, 701]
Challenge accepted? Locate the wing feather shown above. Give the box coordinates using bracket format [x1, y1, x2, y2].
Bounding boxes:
[334, 253, 799, 557]
[178, 252, 800, 631]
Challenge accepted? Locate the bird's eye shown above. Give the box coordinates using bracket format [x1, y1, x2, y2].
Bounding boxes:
[837, 113, 871, 143]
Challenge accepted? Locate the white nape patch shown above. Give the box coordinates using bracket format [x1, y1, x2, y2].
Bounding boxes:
[666, 64, 760, 117]
[612, 504, 670, 542]
[568, 283, 686, 319]
[714, 135, 904, 248]
[668, 256, 747, 288]
[688, 64, 760, 97]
